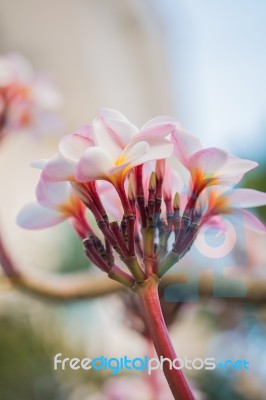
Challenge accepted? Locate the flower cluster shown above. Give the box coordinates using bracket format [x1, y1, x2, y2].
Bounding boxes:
[0, 53, 62, 139]
[17, 109, 266, 285]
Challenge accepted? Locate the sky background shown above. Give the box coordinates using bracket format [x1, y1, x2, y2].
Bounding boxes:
[154, 0, 266, 160]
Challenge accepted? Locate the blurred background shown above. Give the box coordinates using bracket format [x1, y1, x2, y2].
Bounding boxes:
[0, 0, 266, 399]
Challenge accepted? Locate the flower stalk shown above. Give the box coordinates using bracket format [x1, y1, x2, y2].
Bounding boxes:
[135, 277, 195, 400]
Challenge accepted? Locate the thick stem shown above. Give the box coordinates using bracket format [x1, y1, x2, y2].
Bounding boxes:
[136, 279, 195, 400]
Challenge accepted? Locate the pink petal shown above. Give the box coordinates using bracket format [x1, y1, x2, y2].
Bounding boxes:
[217, 158, 258, 185]
[73, 124, 93, 139]
[17, 203, 66, 229]
[171, 128, 202, 166]
[136, 123, 176, 140]
[59, 134, 94, 162]
[98, 109, 138, 145]
[228, 189, 266, 208]
[98, 108, 129, 121]
[76, 147, 113, 182]
[234, 209, 266, 233]
[109, 141, 149, 175]
[187, 147, 228, 177]
[141, 115, 179, 129]
[42, 153, 76, 182]
[136, 138, 173, 165]
[36, 179, 71, 209]
[92, 117, 126, 159]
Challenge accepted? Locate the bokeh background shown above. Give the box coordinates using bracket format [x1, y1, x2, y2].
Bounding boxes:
[0, 1, 266, 399]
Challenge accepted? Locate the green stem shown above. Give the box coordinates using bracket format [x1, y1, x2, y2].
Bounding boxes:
[159, 251, 180, 276]
[136, 278, 195, 400]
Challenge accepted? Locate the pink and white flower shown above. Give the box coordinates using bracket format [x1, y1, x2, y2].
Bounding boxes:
[42, 109, 175, 188]
[171, 128, 258, 193]
[0, 53, 62, 137]
[17, 178, 91, 238]
[199, 187, 266, 233]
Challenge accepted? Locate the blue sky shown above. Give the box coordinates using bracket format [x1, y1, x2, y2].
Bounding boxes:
[154, 0, 266, 160]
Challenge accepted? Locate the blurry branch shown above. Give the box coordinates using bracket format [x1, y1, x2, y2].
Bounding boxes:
[1, 233, 266, 303]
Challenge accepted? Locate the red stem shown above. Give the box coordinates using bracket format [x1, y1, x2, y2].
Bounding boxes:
[137, 280, 195, 400]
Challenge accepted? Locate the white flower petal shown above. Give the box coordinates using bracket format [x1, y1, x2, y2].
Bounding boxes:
[228, 189, 266, 208]
[172, 128, 202, 165]
[141, 115, 179, 129]
[188, 148, 228, 177]
[42, 153, 75, 182]
[76, 147, 113, 182]
[92, 117, 124, 159]
[136, 138, 173, 165]
[98, 108, 138, 141]
[36, 179, 71, 209]
[108, 141, 150, 175]
[98, 108, 129, 121]
[30, 159, 49, 169]
[136, 122, 176, 140]
[73, 124, 93, 139]
[59, 134, 94, 162]
[218, 158, 258, 180]
[122, 140, 149, 161]
[17, 203, 65, 229]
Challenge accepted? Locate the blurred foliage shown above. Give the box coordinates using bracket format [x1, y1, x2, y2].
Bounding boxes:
[198, 371, 246, 400]
[242, 162, 266, 220]
[0, 313, 64, 400]
[57, 227, 91, 274]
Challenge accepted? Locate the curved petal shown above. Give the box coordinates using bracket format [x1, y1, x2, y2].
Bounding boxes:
[141, 115, 179, 129]
[122, 140, 149, 161]
[17, 203, 66, 229]
[136, 123, 176, 140]
[217, 158, 258, 182]
[171, 128, 202, 166]
[227, 189, 266, 208]
[109, 141, 150, 175]
[76, 147, 113, 182]
[97, 109, 138, 146]
[73, 124, 93, 139]
[98, 108, 129, 121]
[92, 117, 125, 159]
[30, 159, 49, 169]
[136, 138, 173, 165]
[59, 134, 94, 162]
[233, 209, 266, 233]
[42, 153, 76, 182]
[188, 147, 228, 177]
[36, 179, 71, 209]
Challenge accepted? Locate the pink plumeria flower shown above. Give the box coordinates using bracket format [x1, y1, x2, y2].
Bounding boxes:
[199, 187, 266, 233]
[171, 128, 258, 194]
[42, 108, 175, 191]
[76, 109, 176, 186]
[17, 179, 91, 238]
[0, 53, 62, 137]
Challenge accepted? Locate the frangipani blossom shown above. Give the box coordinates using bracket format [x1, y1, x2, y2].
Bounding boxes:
[76, 109, 175, 185]
[199, 187, 266, 233]
[15, 109, 266, 400]
[171, 128, 258, 193]
[0, 53, 62, 138]
[17, 179, 91, 238]
[42, 108, 175, 193]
